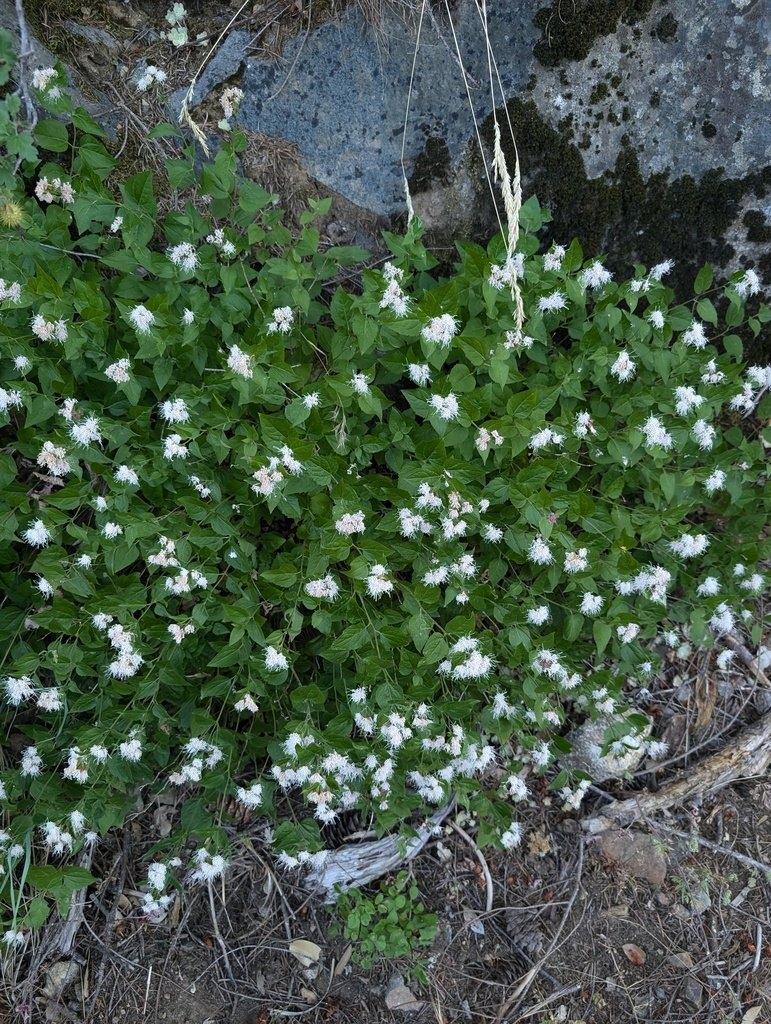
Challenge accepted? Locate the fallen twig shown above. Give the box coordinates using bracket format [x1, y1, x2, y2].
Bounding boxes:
[446, 817, 493, 914]
[644, 819, 771, 878]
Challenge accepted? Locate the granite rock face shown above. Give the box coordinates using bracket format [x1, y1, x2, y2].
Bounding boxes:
[230, 0, 770, 272]
[3, 0, 769, 275]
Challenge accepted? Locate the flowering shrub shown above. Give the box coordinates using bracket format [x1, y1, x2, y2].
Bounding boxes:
[1, 47, 770, 941]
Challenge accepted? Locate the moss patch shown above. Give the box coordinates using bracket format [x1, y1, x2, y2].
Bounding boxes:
[533, 0, 659, 67]
[408, 133, 453, 193]
[481, 98, 771, 297]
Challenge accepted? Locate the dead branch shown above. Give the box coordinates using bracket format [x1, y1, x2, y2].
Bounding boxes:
[583, 709, 771, 831]
[303, 801, 454, 901]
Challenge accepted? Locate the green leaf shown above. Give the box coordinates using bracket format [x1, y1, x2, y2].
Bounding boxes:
[695, 298, 718, 326]
[593, 620, 612, 655]
[694, 264, 713, 294]
[27, 865, 62, 891]
[24, 896, 51, 929]
[34, 118, 69, 153]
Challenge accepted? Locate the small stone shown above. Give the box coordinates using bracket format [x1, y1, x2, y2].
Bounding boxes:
[682, 975, 703, 1007]
[385, 975, 425, 1013]
[667, 950, 694, 970]
[595, 830, 668, 887]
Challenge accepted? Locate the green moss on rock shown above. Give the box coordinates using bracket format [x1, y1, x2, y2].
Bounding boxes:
[533, 0, 659, 67]
[481, 98, 771, 298]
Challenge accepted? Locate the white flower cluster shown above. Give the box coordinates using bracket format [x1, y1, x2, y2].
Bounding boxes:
[610, 351, 636, 382]
[543, 244, 566, 271]
[475, 426, 504, 452]
[734, 268, 761, 299]
[669, 532, 709, 559]
[163, 433, 189, 460]
[642, 415, 673, 450]
[503, 330, 535, 351]
[137, 65, 167, 91]
[629, 259, 674, 293]
[429, 393, 460, 421]
[488, 252, 524, 290]
[0, 387, 22, 416]
[265, 645, 289, 672]
[166, 567, 208, 595]
[168, 622, 196, 644]
[220, 86, 244, 122]
[0, 278, 21, 302]
[267, 306, 294, 334]
[3, 674, 63, 712]
[381, 262, 409, 316]
[34, 177, 75, 204]
[32, 66, 63, 99]
[681, 320, 708, 350]
[421, 313, 459, 347]
[31, 314, 67, 342]
[206, 228, 236, 257]
[251, 446, 303, 497]
[227, 344, 253, 378]
[438, 635, 494, 681]
[529, 426, 565, 452]
[169, 738, 223, 786]
[580, 260, 612, 290]
[616, 565, 672, 604]
[366, 563, 394, 599]
[22, 519, 51, 548]
[129, 304, 155, 334]
[105, 357, 131, 383]
[167, 241, 198, 273]
[674, 386, 704, 416]
[335, 511, 365, 535]
[93, 616, 144, 680]
[189, 848, 228, 885]
[537, 290, 567, 313]
[304, 574, 340, 600]
[573, 411, 597, 438]
[236, 780, 263, 808]
[532, 649, 582, 691]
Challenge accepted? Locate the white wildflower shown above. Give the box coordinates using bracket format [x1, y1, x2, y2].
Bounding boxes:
[537, 290, 567, 313]
[265, 646, 289, 672]
[227, 345, 253, 378]
[528, 535, 552, 565]
[128, 305, 155, 333]
[407, 363, 431, 386]
[22, 519, 51, 548]
[674, 386, 704, 416]
[421, 313, 459, 347]
[429, 393, 460, 421]
[167, 242, 198, 273]
[681, 320, 708, 350]
[580, 592, 603, 615]
[163, 434, 188, 460]
[267, 306, 294, 334]
[335, 511, 365, 535]
[304, 575, 340, 600]
[580, 260, 612, 289]
[642, 415, 673, 450]
[610, 351, 636, 382]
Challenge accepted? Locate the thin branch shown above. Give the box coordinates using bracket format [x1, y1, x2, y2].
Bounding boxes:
[446, 818, 493, 913]
[207, 880, 236, 984]
[645, 819, 771, 878]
